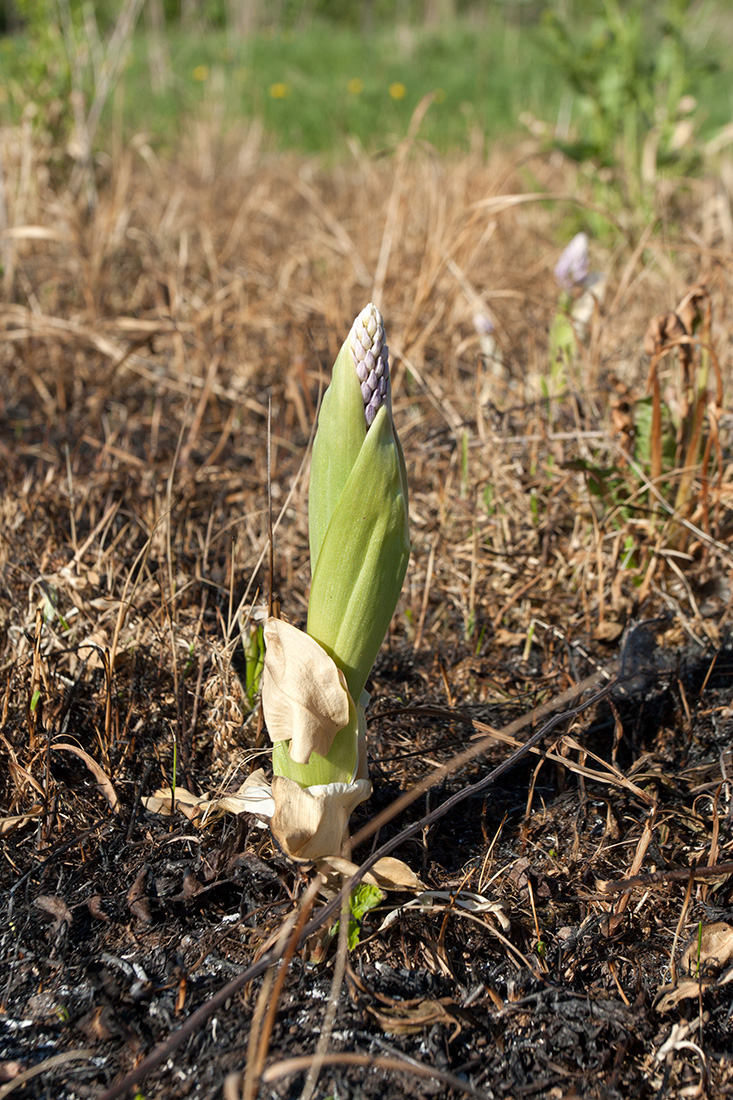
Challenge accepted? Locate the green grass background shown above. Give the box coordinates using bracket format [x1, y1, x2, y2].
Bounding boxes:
[0, 3, 731, 156]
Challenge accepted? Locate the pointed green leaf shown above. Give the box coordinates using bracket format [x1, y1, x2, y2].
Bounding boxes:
[309, 339, 365, 573]
[307, 404, 410, 702]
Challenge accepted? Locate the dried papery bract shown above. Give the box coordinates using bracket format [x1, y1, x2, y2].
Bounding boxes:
[263, 303, 410, 861]
[262, 619, 350, 766]
[265, 619, 361, 788]
[270, 777, 372, 862]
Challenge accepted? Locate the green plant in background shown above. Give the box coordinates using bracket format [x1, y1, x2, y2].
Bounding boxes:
[4, 0, 142, 143]
[547, 232, 606, 410]
[631, 395, 676, 478]
[541, 0, 718, 209]
[1, 1, 728, 160]
[261, 303, 410, 861]
[641, 286, 723, 536]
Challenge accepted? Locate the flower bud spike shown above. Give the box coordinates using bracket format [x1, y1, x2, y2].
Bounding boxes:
[554, 232, 590, 291]
[309, 303, 392, 573]
[350, 302, 391, 425]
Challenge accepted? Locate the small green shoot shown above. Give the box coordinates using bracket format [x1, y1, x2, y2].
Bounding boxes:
[632, 396, 676, 481]
[243, 620, 265, 710]
[332, 882, 384, 951]
[548, 303, 576, 387]
[620, 535, 637, 571]
[529, 489, 539, 526]
[41, 586, 71, 631]
[522, 620, 536, 664]
[460, 430, 469, 497]
[183, 640, 196, 678]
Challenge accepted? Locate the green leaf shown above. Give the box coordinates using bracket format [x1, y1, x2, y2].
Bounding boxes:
[332, 881, 384, 951]
[307, 404, 410, 703]
[243, 621, 265, 709]
[350, 881, 384, 921]
[309, 338, 365, 574]
[548, 309, 576, 380]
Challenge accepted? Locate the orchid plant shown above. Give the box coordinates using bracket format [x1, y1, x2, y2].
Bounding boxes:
[261, 304, 410, 861]
[549, 231, 606, 388]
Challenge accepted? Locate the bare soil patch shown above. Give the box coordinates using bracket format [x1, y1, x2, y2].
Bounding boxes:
[1, 128, 733, 1099]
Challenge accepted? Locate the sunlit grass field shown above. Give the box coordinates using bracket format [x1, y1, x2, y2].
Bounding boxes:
[1, 7, 731, 156]
[148, 17, 558, 152]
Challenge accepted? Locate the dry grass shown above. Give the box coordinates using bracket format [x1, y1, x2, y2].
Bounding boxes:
[1, 113, 733, 1099]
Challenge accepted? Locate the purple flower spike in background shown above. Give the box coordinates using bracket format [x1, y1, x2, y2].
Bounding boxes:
[554, 232, 589, 291]
[472, 311, 495, 337]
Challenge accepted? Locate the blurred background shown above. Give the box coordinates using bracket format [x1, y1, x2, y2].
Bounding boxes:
[0, 0, 730, 168]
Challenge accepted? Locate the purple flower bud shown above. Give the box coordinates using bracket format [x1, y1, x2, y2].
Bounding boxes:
[349, 303, 390, 427]
[472, 312, 495, 336]
[554, 232, 590, 291]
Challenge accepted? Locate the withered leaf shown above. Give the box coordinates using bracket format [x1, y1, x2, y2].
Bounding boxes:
[675, 286, 706, 335]
[656, 979, 713, 1012]
[643, 311, 686, 357]
[34, 895, 73, 927]
[593, 620, 625, 642]
[86, 895, 109, 922]
[0, 1061, 25, 1084]
[270, 776, 371, 861]
[681, 921, 733, 976]
[262, 618, 351, 764]
[126, 866, 152, 924]
[182, 869, 205, 899]
[316, 854, 424, 893]
[365, 997, 459, 1035]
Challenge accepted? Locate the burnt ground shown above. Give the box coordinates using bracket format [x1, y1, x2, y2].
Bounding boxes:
[1, 126, 733, 1099]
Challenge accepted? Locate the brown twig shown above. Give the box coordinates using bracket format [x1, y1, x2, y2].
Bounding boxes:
[261, 1051, 491, 1098]
[600, 861, 733, 894]
[242, 878, 320, 1100]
